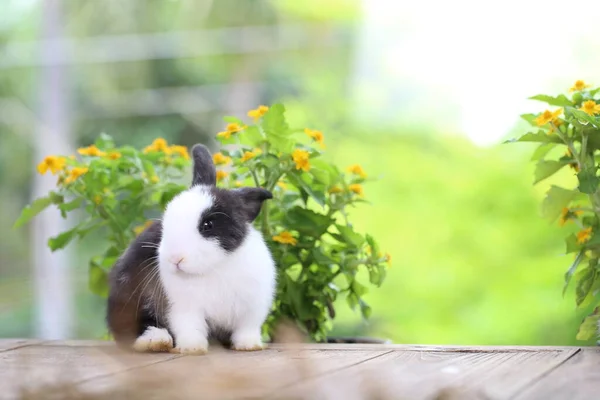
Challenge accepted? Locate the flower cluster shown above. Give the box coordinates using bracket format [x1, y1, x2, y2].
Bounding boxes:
[212, 103, 389, 340]
[510, 79, 600, 341]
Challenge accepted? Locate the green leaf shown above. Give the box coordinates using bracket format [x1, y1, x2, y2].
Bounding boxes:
[534, 160, 567, 184]
[94, 132, 115, 149]
[563, 251, 584, 296]
[575, 265, 596, 307]
[13, 195, 55, 228]
[541, 186, 578, 221]
[48, 226, 79, 251]
[365, 234, 380, 254]
[346, 292, 359, 310]
[575, 308, 600, 341]
[284, 206, 334, 236]
[238, 125, 264, 147]
[312, 248, 334, 266]
[568, 107, 600, 127]
[141, 159, 156, 179]
[531, 143, 557, 161]
[259, 154, 280, 170]
[352, 280, 368, 297]
[262, 103, 291, 152]
[528, 94, 573, 107]
[565, 234, 582, 254]
[359, 299, 372, 319]
[89, 263, 109, 297]
[335, 224, 365, 248]
[369, 264, 387, 286]
[520, 113, 538, 126]
[286, 171, 326, 207]
[311, 168, 331, 186]
[504, 130, 563, 144]
[58, 198, 83, 214]
[577, 168, 600, 194]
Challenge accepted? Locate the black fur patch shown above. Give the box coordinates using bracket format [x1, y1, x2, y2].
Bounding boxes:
[197, 187, 272, 253]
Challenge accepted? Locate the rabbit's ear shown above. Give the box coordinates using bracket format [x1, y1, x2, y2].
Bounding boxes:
[191, 144, 216, 187]
[233, 187, 273, 222]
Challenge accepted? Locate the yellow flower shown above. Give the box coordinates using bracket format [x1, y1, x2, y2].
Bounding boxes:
[559, 207, 584, 226]
[227, 123, 245, 133]
[143, 138, 170, 154]
[241, 150, 258, 162]
[37, 156, 67, 175]
[234, 181, 243, 188]
[212, 152, 232, 165]
[277, 181, 288, 190]
[384, 253, 391, 266]
[248, 105, 269, 121]
[217, 130, 232, 140]
[107, 151, 122, 160]
[150, 176, 159, 184]
[169, 145, 189, 160]
[292, 149, 310, 172]
[78, 144, 106, 157]
[579, 100, 600, 116]
[535, 108, 563, 126]
[216, 170, 229, 182]
[347, 164, 367, 178]
[304, 128, 325, 148]
[133, 220, 154, 236]
[216, 123, 245, 140]
[570, 80, 591, 92]
[577, 227, 593, 244]
[93, 195, 102, 205]
[272, 231, 297, 246]
[349, 183, 363, 196]
[64, 167, 89, 184]
[328, 185, 343, 194]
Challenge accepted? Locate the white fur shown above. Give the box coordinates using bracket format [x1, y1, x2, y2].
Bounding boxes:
[133, 326, 173, 352]
[157, 185, 276, 354]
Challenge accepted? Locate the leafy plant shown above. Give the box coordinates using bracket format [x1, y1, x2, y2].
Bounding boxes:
[507, 80, 600, 340]
[15, 104, 390, 341]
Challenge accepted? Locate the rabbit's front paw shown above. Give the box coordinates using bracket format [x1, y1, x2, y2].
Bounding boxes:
[231, 331, 265, 351]
[133, 327, 173, 353]
[170, 335, 208, 355]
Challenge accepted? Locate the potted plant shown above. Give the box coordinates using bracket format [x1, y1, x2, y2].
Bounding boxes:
[507, 80, 600, 342]
[15, 103, 391, 342]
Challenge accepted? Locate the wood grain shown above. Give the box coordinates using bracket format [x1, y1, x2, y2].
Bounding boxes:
[514, 347, 600, 400]
[0, 339, 41, 353]
[0, 343, 177, 399]
[271, 347, 580, 400]
[79, 345, 392, 399]
[0, 340, 593, 400]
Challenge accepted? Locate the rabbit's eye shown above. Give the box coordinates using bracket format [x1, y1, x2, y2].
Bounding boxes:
[200, 219, 214, 232]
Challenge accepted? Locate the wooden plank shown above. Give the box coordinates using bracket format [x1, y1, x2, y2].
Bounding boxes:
[514, 347, 600, 400]
[0, 339, 42, 353]
[0, 343, 179, 399]
[268, 343, 581, 352]
[270, 347, 581, 400]
[77, 345, 393, 399]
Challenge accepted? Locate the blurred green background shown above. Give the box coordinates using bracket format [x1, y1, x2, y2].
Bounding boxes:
[1, 0, 598, 346]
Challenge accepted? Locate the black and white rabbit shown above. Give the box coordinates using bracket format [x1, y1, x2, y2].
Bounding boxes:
[107, 143, 276, 354]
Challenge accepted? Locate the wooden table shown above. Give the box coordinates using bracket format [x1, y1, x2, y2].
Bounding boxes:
[1, 340, 598, 399]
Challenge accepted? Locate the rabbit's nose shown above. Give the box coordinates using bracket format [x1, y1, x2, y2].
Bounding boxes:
[169, 256, 185, 269]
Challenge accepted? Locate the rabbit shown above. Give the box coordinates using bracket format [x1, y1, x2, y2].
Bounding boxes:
[106, 143, 276, 355]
